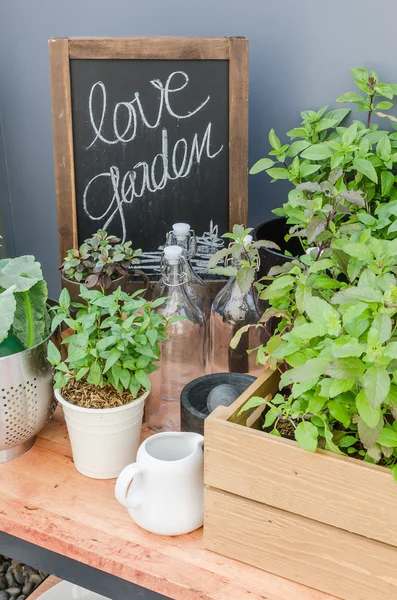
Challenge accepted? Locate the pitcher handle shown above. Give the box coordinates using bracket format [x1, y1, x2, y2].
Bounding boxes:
[115, 463, 143, 509]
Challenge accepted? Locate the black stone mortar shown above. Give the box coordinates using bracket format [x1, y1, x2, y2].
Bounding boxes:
[0, 556, 47, 600]
[181, 373, 256, 435]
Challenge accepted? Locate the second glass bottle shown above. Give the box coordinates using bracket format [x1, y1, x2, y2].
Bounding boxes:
[148, 245, 207, 431]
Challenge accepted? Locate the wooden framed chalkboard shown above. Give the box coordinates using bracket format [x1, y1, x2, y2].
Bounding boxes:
[49, 37, 248, 273]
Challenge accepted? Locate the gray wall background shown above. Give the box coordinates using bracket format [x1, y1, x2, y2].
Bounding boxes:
[1, 0, 397, 297]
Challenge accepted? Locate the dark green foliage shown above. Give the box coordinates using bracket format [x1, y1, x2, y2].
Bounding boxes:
[233, 68, 397, 482]
[60, 229, 141, 290]
[251, 68, 397, 251]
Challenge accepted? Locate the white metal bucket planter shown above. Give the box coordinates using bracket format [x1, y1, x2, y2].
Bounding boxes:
[55, 388, 148, 479]
[0, 334, 57, 462]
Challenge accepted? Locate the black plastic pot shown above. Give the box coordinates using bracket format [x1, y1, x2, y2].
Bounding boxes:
[252, 217, 301, 280]
[181, 373, 255, 435]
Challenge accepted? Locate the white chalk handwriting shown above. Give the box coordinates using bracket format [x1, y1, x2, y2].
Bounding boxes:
[83, 71, 224, 241]
[87, 72, 211, 148]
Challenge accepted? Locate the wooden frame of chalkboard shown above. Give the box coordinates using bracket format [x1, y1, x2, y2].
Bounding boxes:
[49, 37, 248, 264]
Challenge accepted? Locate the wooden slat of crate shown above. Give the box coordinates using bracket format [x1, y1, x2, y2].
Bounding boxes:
[205, 487, 397, 600]
[204, 370, 397, 548]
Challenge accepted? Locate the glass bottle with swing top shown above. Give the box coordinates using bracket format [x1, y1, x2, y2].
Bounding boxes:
[148, 245, 206, 431]
[166, 222, 211, 318]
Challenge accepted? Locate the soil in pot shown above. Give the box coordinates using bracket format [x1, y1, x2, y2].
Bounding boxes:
[260, 401, 382, 464]
[61, 378, 141, 409]
[259, 388, 297, 441]
[253, 217, 302, 280]
[261, 411, 295, 440]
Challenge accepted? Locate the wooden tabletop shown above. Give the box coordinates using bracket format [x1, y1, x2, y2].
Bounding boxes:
[0, 410, 337, 600]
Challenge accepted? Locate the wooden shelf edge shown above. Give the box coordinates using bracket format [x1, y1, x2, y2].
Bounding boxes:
[28, 576, 62, 600]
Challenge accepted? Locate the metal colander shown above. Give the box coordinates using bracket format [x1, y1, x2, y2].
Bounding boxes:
[0, 334, 57, 462]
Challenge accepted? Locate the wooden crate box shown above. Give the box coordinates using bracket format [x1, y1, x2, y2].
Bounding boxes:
[204, 370, 397, 600]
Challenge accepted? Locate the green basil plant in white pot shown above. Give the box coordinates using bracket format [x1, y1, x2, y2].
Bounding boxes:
[47, 286, 172, 479]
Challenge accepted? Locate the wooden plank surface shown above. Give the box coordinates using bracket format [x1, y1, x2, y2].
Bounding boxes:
[0, 408, 335, 600]
[222, 369, 279, 423]
[48, 38, 78, 263]
[205, 370, 397, 548]
[228, 37, 248, 228]
[205, 487, 397, 600]
[29, 576, 62, 600]
[67, 37, 230, 59]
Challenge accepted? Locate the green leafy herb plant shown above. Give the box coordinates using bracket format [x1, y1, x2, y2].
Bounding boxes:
[208, 224, 280, 293]
[250, 68, 397, 253]
[210, 69, 397, 482]
[60, 229, 142, 290]
[47, 285, 174, 407]
[239, 232, 397, 481]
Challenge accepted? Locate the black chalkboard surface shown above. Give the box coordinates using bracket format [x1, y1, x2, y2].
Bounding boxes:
[71, 59, 229, 256]
[49, 37, 248, 272]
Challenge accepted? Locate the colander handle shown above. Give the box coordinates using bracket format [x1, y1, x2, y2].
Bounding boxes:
[115, 463, 143, 509]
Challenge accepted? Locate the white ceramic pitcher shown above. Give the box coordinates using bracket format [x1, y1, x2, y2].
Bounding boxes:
[115, 431, 204, 536]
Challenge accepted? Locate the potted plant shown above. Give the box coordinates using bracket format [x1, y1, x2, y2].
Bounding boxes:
[204, 230, 397, 600]
[60, 229, 146, 302]
[47, 285, 172, 479]
[250, 67, 397, 277]
[204, 74, 397, 594]
[239, 233, 397, 471]
[0, 254, 58, 461]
